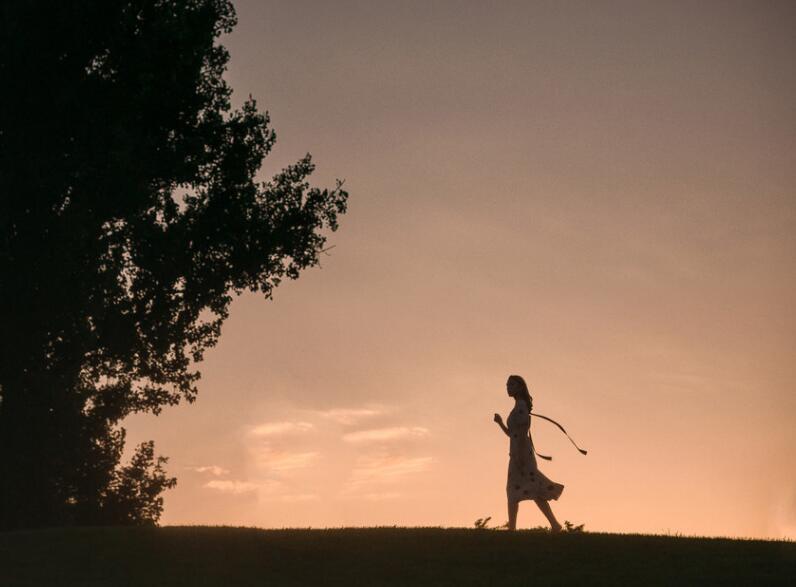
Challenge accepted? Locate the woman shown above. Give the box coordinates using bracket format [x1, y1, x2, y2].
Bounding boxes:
[494, 374, 564, 532]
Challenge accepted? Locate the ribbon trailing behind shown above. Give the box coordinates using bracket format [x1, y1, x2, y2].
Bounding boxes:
[530, 412, 588, 461]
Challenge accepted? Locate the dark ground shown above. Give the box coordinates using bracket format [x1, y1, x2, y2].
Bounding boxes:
[1, 526, 793, 586]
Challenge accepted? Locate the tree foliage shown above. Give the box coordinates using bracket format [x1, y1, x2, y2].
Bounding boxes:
[0, 0, 348, 529]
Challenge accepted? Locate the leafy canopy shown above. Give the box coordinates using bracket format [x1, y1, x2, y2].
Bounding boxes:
[0, 0, 347, 528]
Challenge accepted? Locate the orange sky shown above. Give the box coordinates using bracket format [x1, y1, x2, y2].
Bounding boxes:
[125, 0, 795, 539]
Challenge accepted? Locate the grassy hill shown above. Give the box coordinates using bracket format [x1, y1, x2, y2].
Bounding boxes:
[1, 526, 793, 586]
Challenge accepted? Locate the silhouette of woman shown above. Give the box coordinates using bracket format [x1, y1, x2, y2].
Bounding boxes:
[494, 375, 564, 532]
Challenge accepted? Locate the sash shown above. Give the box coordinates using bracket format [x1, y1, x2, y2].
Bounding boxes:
[530, 412, 588, 461]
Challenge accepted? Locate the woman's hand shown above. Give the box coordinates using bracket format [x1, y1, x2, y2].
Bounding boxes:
[494, 413, 509, 437]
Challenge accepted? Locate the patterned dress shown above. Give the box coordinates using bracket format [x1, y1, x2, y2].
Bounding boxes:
[506, 399, 564, 503]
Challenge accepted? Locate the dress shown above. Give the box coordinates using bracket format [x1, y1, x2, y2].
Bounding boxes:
[506, 400, 564, 503]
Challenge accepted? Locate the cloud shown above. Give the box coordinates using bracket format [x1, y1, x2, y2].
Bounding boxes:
[203, 480, 259, 495]
[248, 421, 314, 437]
[203, 479, 319, 502]
[342, 427, 429, 444]
[244, 421, 319, 475]
[188, 465, 230, 476]
[346, 454, 433, 491]
[318, 407, 383, 425]
[251, 448, 320, 471]
[201, 477, 324, 504]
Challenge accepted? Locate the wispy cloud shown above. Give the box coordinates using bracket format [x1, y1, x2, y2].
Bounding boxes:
[318, 407, 384, 425]
[342, 427, 429, 444]
[204, 480, 321, 503]
[251, 448, 320, 471]
[203, 478, 289, 499]
[203, 480, 260, 495]
[346, 454, 433, 491]
[244, 420, 319, 476]
[188, 465, 230, 476]
[248, 421, 314, 437]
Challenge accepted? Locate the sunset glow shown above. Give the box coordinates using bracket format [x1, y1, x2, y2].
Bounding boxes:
[123, 0, 795, 539]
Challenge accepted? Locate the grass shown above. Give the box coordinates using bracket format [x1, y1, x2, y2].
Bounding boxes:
[0, 526, 793, 586]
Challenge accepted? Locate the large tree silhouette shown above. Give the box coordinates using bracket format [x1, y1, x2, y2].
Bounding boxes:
[0, 1, 348, 529]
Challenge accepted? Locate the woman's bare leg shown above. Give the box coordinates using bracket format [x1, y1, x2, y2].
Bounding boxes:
[534, 499, 562, 532]
[507, 499, 519, 530]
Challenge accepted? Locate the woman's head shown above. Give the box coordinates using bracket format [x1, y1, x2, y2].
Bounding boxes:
[506, 375, 533, 410]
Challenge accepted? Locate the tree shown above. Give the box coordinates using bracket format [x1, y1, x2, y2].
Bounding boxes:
[0, 0, 348, 529]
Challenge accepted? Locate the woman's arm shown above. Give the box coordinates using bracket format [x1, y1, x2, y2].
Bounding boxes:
[493, 413, 510, 437]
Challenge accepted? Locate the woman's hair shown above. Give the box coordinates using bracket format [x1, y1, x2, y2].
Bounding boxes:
[508, 375, 532, 411]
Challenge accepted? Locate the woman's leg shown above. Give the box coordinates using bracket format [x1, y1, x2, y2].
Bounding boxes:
[534, 499, 562, 532]
[507, 499, 519, 531]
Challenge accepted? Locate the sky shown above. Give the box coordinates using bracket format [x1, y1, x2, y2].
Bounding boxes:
[125, 0, 795, 539]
